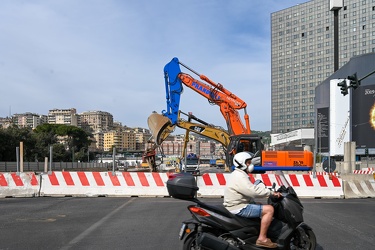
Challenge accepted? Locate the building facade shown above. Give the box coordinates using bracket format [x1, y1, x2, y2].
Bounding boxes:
[271, 0, 375, 134]
[103, 130, 137, 152]
[11, 112, 48, 129]
[315, 53, 375, 156]
[79, 110, 113, 133]
[48, 108, 78, 126]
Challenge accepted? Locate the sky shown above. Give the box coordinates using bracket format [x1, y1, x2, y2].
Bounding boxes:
[0, 0, 307, 132]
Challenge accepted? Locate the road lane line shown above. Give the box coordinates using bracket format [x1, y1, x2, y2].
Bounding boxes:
[60, 198, 135, 250]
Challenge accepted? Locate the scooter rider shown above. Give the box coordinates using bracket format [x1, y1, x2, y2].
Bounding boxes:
[223, 152, 281, 249]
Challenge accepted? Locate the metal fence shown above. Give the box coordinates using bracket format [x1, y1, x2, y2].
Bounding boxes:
[0, 162, 115, 172]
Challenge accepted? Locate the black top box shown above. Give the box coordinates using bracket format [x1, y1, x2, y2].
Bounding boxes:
[167, 173, 199, 200]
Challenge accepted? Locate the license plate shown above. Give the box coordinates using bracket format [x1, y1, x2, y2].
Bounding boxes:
[179, 223, 187, 239]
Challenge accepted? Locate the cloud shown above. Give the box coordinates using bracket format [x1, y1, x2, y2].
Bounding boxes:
[0, 0, 305, 131]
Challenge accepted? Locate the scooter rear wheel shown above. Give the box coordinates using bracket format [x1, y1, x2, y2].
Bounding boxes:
[183, 232, 198, 250]
[287, 228, 316, 250]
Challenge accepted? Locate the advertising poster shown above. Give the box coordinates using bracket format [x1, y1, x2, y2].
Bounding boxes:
[352, 84, 375, 148]
[329, 79, 350, 155]
[317, 107, 329, 153]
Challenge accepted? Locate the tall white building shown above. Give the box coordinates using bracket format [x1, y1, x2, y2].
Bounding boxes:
[48, 108, 78, 126]
[271, 0, 375, 134]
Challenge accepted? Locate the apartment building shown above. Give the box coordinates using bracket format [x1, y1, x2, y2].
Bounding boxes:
[48, 108, 78, 126]
[133, 127, 152, 151]
[103, 130, 137, 152]
[271, 0, 375, 134]
[0, 117, 11, 128]
[92, 131, 104, 151]
[11, 112, 47, 129]
[79, 110, 113, 133]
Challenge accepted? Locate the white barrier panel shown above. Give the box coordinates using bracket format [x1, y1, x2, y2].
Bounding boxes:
[196, 173, 344, 198]
[39, 171, 171, 197]
[0, 172, 39, 198]
[343, 180, 375, 198]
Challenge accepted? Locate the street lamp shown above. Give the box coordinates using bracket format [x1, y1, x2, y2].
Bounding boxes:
[330, 0, 343, 72]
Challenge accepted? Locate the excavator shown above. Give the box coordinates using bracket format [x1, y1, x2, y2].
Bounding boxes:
[146, 110, 231, 172]
[147, 57, 313, 172]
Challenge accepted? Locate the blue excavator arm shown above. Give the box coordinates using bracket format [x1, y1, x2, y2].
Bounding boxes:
[162, 57, 183, 124]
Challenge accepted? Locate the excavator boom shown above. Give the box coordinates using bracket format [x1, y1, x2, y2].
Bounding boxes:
[163, 57, 250, 135]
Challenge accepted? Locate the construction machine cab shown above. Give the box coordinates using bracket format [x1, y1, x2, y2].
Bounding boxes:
[227, 134, 263, 171]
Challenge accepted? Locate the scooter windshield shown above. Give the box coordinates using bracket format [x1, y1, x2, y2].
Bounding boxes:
[274, 170, 291, 188]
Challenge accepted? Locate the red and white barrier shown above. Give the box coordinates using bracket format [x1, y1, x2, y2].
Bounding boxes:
[0, 172, 39, 198]
[309, 171, 339, 177]
[353, 168, 374, 174]
[197, 173, 344, 198]
[0, 171, 358, 199]
[39, 171, 171, 197]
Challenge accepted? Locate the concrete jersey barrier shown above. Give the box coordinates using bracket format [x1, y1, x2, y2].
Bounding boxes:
[0, 172, 39, 198]
[39, 171, 171, 197]
[197, 173, 344, 198]
[341, 173, 375, 198]
[1, 171, 374, 199]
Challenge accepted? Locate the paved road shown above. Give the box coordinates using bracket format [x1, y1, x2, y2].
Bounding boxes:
[0, 197, 374, 250]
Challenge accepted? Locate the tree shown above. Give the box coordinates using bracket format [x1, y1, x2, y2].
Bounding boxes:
[33, 124, 92, 161]
[0, 125, 35, 161]
[0, 124, 93, 162]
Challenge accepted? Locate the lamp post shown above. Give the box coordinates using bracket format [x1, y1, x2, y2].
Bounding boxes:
[330, 0, 343, 72]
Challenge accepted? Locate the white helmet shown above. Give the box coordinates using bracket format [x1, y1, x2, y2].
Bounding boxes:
[233, 151, 254, 172]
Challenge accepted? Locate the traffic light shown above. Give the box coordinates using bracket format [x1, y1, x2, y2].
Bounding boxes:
[347, 73, 360, 89]
[337, 80, 348, 96]
[365, 148, 368, 156]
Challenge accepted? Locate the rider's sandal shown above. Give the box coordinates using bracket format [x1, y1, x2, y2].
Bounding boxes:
[256, 238, 278, 248]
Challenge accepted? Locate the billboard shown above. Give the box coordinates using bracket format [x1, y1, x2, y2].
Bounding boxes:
[329, 79, 350, 155]
[316, 107, 329, 153]
[352, 84, 375, 148]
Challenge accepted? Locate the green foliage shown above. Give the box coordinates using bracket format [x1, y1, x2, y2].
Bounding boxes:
[252, 130, 271, 144]
[0, 125, 35, 161]
[0, 124, 92, 162]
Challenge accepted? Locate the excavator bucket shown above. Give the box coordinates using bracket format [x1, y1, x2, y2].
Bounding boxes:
[147, 113, 175, 145]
